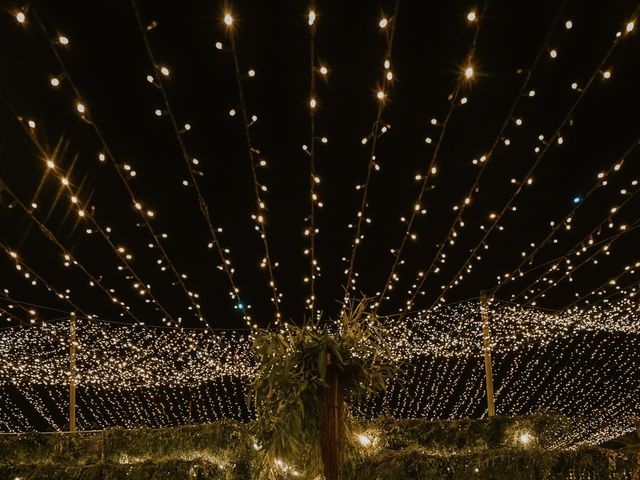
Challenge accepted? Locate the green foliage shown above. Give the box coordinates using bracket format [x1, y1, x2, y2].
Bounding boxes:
[1, 417, 638, 479]
[250, 298, 398, 478]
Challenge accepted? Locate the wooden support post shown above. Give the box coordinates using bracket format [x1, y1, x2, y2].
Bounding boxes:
[480, 293, 496, 417]
[69, 312, 77, 432]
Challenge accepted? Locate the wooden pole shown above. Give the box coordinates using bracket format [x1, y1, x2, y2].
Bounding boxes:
[480, 293, 496, 417]
[69, 312, 77, 432]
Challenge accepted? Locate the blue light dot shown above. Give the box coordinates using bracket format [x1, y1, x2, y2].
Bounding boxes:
[573, 196, 581, 204]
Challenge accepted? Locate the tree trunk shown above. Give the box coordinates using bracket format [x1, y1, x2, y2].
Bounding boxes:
[319, 364, 343, 480]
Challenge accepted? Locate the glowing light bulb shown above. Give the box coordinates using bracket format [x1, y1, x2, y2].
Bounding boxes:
[356, 433, 372, 447]
[28, 120, 36, 128]
[565, 20, 573, 30]
[528, 90, 536, 97]
[61, 177, 69, 186]
[518, 432, 532, 445]
[248, 69, 256, 77]
[515, 118, 523, 126]
[573, 196, 581, 204]
[50, 77, 60, 87]
[59, 36, 69, 45]
[626, 21, 635, 33]
[319, 66, 328, 75]
[376, 90, 385, 100]
[78, 210, 85, 217]
[549, 49, 557, 58]
[308, 10, 316, 26]
[571, 82, 578, 90]
[46, 160, 55, 169]
[160, 66, 170, 76]
[224, 13, 233, 26]
[229, 109, 236, 116]
[76, 103, 86, 114]
[215, 41, 223, 50]
[386, 71, 393, 81]
[467, 11, 476, 22]
[98, 153, 106, 162]
[464, 66, 474, 78]
[602, 70, 611, 79]
[16, 12, 26, 23]
[309, 98, 317, 109]
[379, 18, 388, 28]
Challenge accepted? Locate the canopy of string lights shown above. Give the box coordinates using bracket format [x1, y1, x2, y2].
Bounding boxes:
[0, 0, 639, 457]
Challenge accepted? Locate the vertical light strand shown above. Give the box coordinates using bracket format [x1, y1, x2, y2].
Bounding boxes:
[305, 7, 319, 319]
[129, 0, 252, 328]
[342, 0, 401, 307]
[225, 11, 282, 325]
[373, 1, 489, 314]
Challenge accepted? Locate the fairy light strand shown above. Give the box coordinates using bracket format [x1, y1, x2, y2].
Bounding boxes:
[343, 0, 401, 304]
[399, 1, 570, 316]
[429, 6, 640, 309]
[374, 1, 489, 313]
[130, 0, 252, 327]
[28, 7, 211, 328]
[222, 11, 283, 325]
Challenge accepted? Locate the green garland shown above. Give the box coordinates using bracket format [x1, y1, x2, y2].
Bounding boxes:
[1, 416, 638, 479]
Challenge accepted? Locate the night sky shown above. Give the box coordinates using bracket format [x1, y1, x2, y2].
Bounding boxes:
[1, 0, 639, 330]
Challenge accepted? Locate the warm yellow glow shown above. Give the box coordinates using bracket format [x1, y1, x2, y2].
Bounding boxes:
[46, 160, 55, 169]
[248, 69, 256, 77]
[50, 77, 60, 87]
[626, 21, 635, 33]
[356, 433, 372, 447]
[376, 90, 385, 100]
[160, 66, 170, 76]
[464, 66, 474, 78]
[309, 98, 317, 109]
[602, 70, 611, 79]
[59, 36, 69, 45]
[61, 177, 69, 186]
[466, 11, 476, 22]
[308, 10, 316, 26]
[379, 18, 388, 28]
[319, 65, 328, 75]
[224, 13, 233, 26]
[16, 12, 26, 23]
[549, 49, 557, 58]
[565, 20, 573, 30]
[76, 103, 86, 114]
[518, 432, 532, 445]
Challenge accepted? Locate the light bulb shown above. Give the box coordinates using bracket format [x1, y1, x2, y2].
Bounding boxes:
[224, 13, 233, 26]
[76, 103, 85, 114]
[319, 66, 328, 75]
[376, 90, 385, 100]
[467, 11, 476, 22]
[308, 11, 316, 26]
[50, 77, 60, 87]
[464, 66, 474, 78]
[59, 36, 69, 45]
[160, 66, 170, 76]
[626, 21, 634, 33]
[379, 18, 388, 28]
[309, 98, 317, 109]
[565, 20, 573, 30]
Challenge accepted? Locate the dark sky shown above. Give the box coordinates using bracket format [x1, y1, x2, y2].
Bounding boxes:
[1, 0, 639, 330]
